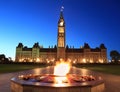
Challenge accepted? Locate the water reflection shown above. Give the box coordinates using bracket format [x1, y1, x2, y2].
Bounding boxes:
[33, 66, 54, 74]
[80, 69, 89, 75]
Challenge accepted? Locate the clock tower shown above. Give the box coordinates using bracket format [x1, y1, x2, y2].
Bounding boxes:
[57, 11, 66, 60]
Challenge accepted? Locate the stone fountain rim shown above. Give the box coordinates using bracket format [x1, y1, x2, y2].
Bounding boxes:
[11, 75, 104, 88]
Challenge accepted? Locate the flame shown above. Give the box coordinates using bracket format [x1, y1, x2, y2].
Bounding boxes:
[54, 61, 70, 76]
[54, 61, 71, 84]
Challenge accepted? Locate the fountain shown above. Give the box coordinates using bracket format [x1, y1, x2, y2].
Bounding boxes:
[11, 61, 104, 92]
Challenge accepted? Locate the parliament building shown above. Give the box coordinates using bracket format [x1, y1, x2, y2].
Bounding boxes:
[15, 11, 107, 63]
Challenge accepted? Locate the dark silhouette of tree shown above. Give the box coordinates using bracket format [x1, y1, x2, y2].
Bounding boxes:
[54, 45, 57, 48]
[110, 50, 119, 63]
[0, 54, 13, 63]
[0, 54, 6, 61]
[8, 57, 13, 62]
[66, 45, 69, 49]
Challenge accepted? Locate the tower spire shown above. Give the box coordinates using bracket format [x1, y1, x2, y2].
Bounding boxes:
[58, 6, 65, 27]
[57, 6, 66, 60]
[60, 6, 64, 19]
[60, 11, 63, 19]
[61, 6, 64, 12]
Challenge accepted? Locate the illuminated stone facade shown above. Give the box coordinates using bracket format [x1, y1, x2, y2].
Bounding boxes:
[15, 11, 107, 63]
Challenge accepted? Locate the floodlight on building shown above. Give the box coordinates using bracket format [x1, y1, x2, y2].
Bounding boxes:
[73, 61, 76, 64]
[47, 60, 50, 63]
[99, 59, 103, 63]
[51, 58, 55, 62]
[19, 59, 22, 62]
[90, 60, 93, 63]
[83, 58, 86, 63]
[112, 59, 114, 62]
[60, 58, 63, 62]
[73, 59, 77, 64]
[36, 58, 40, 62]
[67, 58, 71, 62]
[30, 59, 32, 62]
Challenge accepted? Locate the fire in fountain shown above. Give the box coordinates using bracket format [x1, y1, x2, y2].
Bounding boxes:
[54, 61, 70, 84]
[54, 61, 70, 76]
[11, 60, 105, 92]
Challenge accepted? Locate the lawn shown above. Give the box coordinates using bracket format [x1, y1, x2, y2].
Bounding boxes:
[0, 63, 120, 75]
[74, 64, 120, 75]
[0, 64, 47, 74]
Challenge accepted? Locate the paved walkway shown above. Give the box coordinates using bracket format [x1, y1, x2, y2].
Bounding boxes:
[0, 66, 120, 92]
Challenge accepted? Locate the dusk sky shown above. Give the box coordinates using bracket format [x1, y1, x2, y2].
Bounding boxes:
[0, 0, 120, 60]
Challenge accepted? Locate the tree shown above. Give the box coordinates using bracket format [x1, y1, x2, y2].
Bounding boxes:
[54, 45, 57, 48]
[66, 45, 69, 49]
[110, 50, 119, 63]
[0, 54, 12, 63]
[8, 57, 12, 61]
[0, 54, 6, 61]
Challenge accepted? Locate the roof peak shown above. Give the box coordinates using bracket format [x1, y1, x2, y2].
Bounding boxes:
[60, 11, 64, 19]
[60, 6, 64, 19]
[60, 6, 64, 12]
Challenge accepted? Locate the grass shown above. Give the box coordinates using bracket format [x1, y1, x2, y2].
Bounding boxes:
[0, 63, 120, 76]
[74, 64, 120, 75]
[0, 63, 47, 74]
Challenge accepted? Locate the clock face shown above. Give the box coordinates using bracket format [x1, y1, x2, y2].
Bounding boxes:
[60, 21, 64, 26]
[59, 27, 64, 33]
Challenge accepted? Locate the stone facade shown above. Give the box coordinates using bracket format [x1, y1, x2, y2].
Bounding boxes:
[15, 11, 107, 63]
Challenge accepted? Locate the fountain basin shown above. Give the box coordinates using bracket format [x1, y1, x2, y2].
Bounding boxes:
[11, 74, 104, 92]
